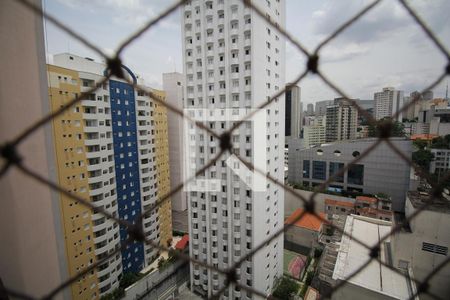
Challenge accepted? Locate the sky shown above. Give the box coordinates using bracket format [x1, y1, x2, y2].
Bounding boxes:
[44, 0, 450, 106]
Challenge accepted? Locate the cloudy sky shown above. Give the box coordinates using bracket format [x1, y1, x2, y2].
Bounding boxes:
[44, 0, 450, 106]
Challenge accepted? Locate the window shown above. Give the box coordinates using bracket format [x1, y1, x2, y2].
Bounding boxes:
[329, 162, 344, 183]
[348, 164, 364, 185]
[303, 160, 310, 178]
[312, 161, 326, 180]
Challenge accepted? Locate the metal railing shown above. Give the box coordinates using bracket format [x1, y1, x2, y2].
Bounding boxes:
[1, 0, 450, 299]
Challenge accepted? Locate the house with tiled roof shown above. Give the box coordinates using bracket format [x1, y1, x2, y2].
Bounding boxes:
[324, 199, 355, 216]
[284, 208, 326, 254]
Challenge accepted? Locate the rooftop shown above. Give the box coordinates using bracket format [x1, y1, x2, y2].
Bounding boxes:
[285, 208, 326, 232]
[304, 287, 320, 300]
[325, 199, 355, 208]
[355, 196, 377, 204]
[332, 215, 415, 299]
[407, 191, 450, 214]
[410, 133, 439, 141]
[175, 234, 189, 250]
[310, 137, 408, 148]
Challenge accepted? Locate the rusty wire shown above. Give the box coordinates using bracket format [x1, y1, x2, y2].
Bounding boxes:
[1, 0, 450, 299]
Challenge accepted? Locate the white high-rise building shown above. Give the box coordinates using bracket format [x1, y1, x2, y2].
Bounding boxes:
[325, 98, 358, 142]
[182, 0, 285, 298]
[374, 87, 404, 122]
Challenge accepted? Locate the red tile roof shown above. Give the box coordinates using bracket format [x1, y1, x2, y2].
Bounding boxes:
[175, 234, 189, 250]
[356, 196, 377, 204]
[410, 134, 438, 141]
[325, 199, 354, 208]
[285, 208, 325, 232]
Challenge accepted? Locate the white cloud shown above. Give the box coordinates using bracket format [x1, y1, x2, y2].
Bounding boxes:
[321, 43, 369, 63]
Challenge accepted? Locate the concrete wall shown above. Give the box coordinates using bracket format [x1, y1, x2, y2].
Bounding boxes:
[391, 197, 450, 299]
[163, 72, 187, 212]
[0, 0, 68, 298]
[331, 281, 398, 300]
[285, 226, 319, 251]
[430, 118, 450, 136]
[124, 260, 189, 300]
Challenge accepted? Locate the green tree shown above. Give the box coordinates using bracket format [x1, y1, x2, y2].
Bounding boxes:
[412, 149, 434, 170]
[368, 118, 405, 138]
[119, 272, 141, 289]
[272, 277, 299, 300]
[314, 248, 323, 259]
[157, 257, 166, 269]
[431, 134, 450, 149]
[413, 139, 428, 151]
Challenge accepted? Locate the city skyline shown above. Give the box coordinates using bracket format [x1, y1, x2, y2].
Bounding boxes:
[45, 0, 450, 104]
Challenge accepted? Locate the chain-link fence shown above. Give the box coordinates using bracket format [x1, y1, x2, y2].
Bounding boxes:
[1, 0, 450, 299]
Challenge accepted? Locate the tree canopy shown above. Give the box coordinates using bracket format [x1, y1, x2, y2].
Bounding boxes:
[272, 277, 299, 300]
[412, 149, 434, 170]
[368, 118, 405, 138]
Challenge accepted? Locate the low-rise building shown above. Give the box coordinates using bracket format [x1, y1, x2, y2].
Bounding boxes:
[324, 196, 394, 223]
[324, 199, 355, 216]
[392, 190, 450, 299]
[355, 195, 393, 222]
[331, 215, 418, 300]
[284, 208, 326, 254]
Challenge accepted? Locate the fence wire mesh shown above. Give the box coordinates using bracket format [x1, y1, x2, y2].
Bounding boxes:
[1, 0, 450, 299]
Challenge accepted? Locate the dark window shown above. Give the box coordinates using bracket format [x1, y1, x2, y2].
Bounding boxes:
[312, 161, 326, 180]
[303, 160, 310, 178]
[348, 164, 364, 185]
[329, 162, 344, 183]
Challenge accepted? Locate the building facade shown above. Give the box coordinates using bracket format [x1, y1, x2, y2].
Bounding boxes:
[374, 87, 404, 122]
[306, 103, 314, 116]
[303, 123, 326, 147]
[288, 138, 412, 212]
[315, 100, 333, 117]
[163, 72, 188, 212]
[182, 0, 285, 298]
[284, 209, 325, 254]
[47, 53, 172, 297]
[325, 98, 358, 143]
[285, 83, 302, 139]
[430, 148, 450, 175]
[392, 190, 450, 299]
[0, 1, 70, 298]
